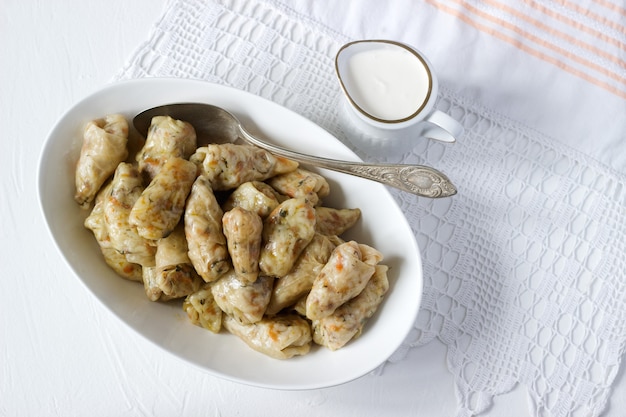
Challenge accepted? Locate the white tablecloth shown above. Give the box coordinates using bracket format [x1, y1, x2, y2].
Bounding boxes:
[3, 1, 626, 416]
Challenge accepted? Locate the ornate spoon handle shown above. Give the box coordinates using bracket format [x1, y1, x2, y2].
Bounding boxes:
[238, 126, 456, 198]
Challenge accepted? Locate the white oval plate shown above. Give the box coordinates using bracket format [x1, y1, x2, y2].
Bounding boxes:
[37, 78, 422, 390]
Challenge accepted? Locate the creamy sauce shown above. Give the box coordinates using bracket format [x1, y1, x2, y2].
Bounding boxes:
[343, 46, 431, 121]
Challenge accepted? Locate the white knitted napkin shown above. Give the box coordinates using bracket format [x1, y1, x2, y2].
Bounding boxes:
[117, 1, 626, 416]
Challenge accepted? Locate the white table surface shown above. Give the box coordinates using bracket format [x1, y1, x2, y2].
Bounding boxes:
[2, 1, 625, 416]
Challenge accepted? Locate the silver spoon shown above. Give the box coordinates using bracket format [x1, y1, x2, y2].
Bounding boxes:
[133, 103, 457, 198]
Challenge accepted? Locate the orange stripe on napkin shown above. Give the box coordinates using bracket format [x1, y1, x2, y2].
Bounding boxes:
[592, 0, 626, 17]
[524, 0, 626, 52]
[447, 0, 626, 86]
[552, 0, 626, 36]
[425, 0, 626, 100]
[482, 0, 626, 70]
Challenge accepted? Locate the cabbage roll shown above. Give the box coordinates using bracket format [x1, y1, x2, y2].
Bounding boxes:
[312, 264, 389, 350]
[223, 314, 312, 359]
[136, 115, 197, 180]
[74, 114, 129, 208]
[305, 241, 382, 320]
[265, 233, 336, 315]
[314, 207, 361, 236]
[259, 198, 316, 277]
[267, 168, 330, 206]
[84, 182, 142, 281]
[190, 144, 298, 190]
[103, 162, 156, 267]
[291, 295, 307, 316]
[142, 224, 203, 301]
[222, 181, 284, 218]
[129, 157, 196, 240]
[211, 270, 273, 324]
[183, 284, 223, 333]
[185, 175, 230, 282]
[222, 207, 263, 283]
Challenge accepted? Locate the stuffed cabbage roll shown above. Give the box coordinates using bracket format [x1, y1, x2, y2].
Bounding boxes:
[84, 182, 143, 281]
[183, 284, 223, 333]
[129, 157, 196, 240]
[305, 241, 383, 320]
[222, 181, 283, 218]
[185, 175, 230, 282]
[312, 264, 389, 350]
[291, 295, 307, 316]
[142, 224, 203, 301]
[314, 207, 361, 237]
[136, 115, 197, 181]
[74, 114, 129, 208]
[259, 198, 316, 277]
[267, 168, 330, 206]
[222, 207, 263, 283]
[265, 233, 336, 315]
[223, 314, 312, 359]
[211, 270, 273, 324]
[190, 144, 298, 190]
[103, 162, 156, 267]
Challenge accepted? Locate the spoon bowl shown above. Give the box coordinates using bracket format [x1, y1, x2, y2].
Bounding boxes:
[133, 103, 457, 198]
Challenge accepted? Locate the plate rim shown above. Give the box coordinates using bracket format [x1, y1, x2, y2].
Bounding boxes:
[37, 77, 423, 390]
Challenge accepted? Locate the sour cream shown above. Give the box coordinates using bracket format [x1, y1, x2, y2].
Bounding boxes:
[340, 44, 432, 122]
